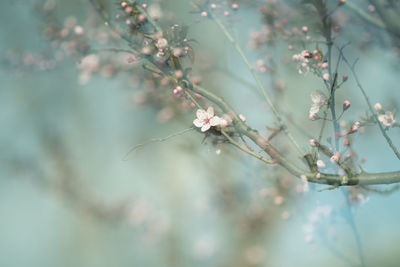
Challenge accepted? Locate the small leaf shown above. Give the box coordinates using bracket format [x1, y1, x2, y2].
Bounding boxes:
[187, 46, 195, 64]
[179, 25, 189, 40]
[186, 38, 199, 44]
[142, 63, 162, 75]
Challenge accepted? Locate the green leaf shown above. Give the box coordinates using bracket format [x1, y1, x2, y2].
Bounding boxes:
[187, 46, 195, 64]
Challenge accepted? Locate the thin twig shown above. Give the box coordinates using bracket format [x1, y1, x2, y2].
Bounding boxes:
[340, 52, 400, 160]
[209, 11, 303, 155]
[346, 1, 386, 29]
[88, 0, 400, 186]
[123, 127, 195, 160]
[221, 130, 274, 165]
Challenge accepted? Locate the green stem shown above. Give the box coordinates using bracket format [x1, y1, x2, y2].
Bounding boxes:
[342, 189, 366, 267]
[221, 130, 274, 165]
[346, 1, 386, 29]
[210, 12, 303, 155]
[89, 0, 400, 187]
[135, 4, 163, 33]
[341, 54, 400, 160]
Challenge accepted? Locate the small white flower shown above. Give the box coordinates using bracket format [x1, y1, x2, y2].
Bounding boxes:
[309, 90, 326, 118]
[156, 38, 168, 50]
[193, 107, 223, 132]
[292, 50, 311, 74]
[374, 102, 382, 111]
[378, 111, 396, 127]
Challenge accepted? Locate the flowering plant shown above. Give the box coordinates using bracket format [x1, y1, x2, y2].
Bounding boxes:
[4, 0, 400, 265]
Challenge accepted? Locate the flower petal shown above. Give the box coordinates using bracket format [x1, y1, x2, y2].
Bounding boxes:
[196, 109, 207, 121]
[206, 106, 214, 117]
[201, 124, 211, 132]
[311, 90, 326, 104]
[309, 104, 320, 114]
[193, 119, 204, 128]
[209, 116, 222, 126]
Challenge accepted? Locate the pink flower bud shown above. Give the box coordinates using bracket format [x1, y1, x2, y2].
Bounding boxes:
[343, 100, 351, 111]
[330, 152, 341, 163]
[309, 113, 320, 121]
[125, 7, 133, 13]
[175, 70, 183, 79]
[368, 5, 376, 12]
[74, 25, 84, 35]
[138, 14, 146, 22]
[374, 102, 382, 111]
[309, 139, 317, 146]
[172, 48, 182, 57]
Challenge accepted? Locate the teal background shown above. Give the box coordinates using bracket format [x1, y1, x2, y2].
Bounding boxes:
[1, 1, 400, 266]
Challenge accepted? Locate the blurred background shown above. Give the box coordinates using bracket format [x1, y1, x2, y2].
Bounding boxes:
[1, 0, 400, 266]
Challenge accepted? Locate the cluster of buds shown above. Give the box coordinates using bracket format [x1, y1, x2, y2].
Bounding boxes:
[119, 1, 148, 28]
[199, 1, 240, 18]
[172, 85, 183, 97]
[148, 24, 196, 65]
[292, 50, 312, 74]
[248, 28, 272, 49]
[292, 49, 330, 78]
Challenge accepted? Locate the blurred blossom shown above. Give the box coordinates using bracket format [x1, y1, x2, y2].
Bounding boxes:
[309, 90, 326, 118]
[378, 111, 396, 127]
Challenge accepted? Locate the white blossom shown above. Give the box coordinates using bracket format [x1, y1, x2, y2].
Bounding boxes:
[156, 38, 168, 50]
[309, 90, 326, 119]
[378, 111, 396, 127]
[292, 50, 311, 74]
[193, 107, 223, 132]
[374, 102, 382, 111]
